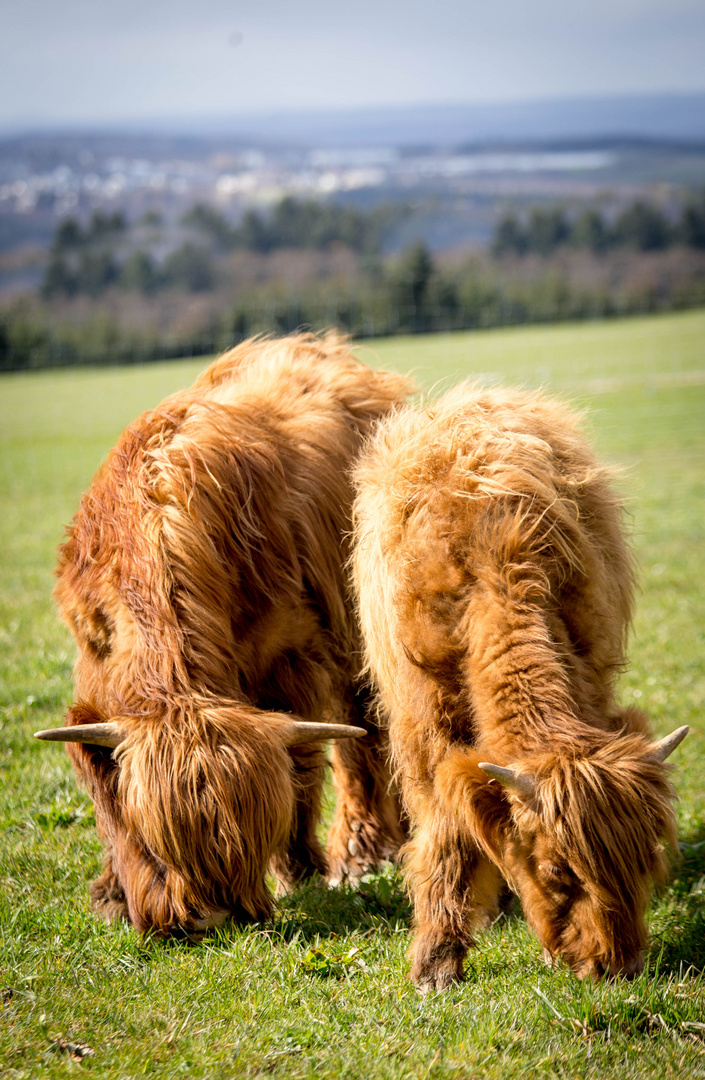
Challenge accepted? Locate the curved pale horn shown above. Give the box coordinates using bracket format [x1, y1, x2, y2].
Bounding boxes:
[478, 762, 536, 798]
[34, 719, 366, 750]
[34, 721, 124, 749]
[279, 721, 366, 747]
[651, 725, 689, 762]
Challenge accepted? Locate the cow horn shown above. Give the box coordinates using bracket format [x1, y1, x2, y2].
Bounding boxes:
[478, 762, 536, 798]
[34, 721, 124, 749]
[651, 725, 689, 762]
[279, 721, 366, 747]
[35, 718, 367, 750]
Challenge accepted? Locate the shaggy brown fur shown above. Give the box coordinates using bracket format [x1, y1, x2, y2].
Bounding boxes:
[54, 333, 411, 934]
[352, 384, 681, 989]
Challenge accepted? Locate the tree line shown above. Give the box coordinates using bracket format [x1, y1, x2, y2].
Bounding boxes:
[4, 237, 705, 371]
[182, 198, 395, 254]
[40, 199, 404, 299]
[492, 193, 705, 257]
[3, 190, 705, 370]
[40, 192, 705, 303]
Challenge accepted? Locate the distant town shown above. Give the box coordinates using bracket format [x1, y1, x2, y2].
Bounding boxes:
[2, 125, 705, 291]
[2, 96, 704, 369]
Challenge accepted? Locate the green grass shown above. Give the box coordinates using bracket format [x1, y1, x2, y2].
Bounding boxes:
[1, 309, 704, 1078]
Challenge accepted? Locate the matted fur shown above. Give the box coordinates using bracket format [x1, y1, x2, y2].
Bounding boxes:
[55, 332, 411, 934]
[352, 384, 680, 988]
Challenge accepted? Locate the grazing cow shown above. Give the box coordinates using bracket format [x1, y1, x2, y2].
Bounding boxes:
[352, 384, 688, 989]
[37, 333, 411, 935]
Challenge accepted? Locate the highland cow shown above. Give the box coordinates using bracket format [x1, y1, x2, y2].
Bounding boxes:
[37, 333, 411, 935]
[352, 384, 688, 989]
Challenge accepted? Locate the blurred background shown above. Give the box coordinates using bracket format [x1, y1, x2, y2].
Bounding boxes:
[2, 0, 705, 368]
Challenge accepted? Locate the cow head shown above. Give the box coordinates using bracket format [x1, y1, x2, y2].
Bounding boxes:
[38, 400, 364, 935]
[437, 723, 686, 979]
[477, 726, 686, 979]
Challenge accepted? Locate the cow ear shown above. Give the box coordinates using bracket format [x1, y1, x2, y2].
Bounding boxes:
[433, 749, 512, 867]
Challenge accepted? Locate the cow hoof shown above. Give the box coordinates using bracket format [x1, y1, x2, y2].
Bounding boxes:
[413, 967, 463, 993]
[89, 873, 130, 925]
[411, 941, 466, 992]
[327, 817, 402, 886]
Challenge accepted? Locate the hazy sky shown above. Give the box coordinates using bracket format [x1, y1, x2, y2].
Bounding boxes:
[2, 0, 705, 127]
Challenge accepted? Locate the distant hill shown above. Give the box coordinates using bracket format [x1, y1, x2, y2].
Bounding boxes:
[8, 92, 703, 148]
[202, 93, 705, 148]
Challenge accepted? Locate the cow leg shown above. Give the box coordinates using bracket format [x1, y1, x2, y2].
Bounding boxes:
[89, 851, 130, 924]
[405, 818, 503, 992]
[270, 744, 328, 893]
[66, 750, 130, 923]
[327, 686, 407, 885]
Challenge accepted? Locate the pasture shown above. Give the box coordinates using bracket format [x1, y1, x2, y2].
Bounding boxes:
[1, 309, 704, 1078]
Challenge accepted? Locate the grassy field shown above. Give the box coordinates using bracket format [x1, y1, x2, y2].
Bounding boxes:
[1, 309, 704, 1078]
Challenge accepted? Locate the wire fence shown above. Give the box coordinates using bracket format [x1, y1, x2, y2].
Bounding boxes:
[3, 284, 705, 373]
